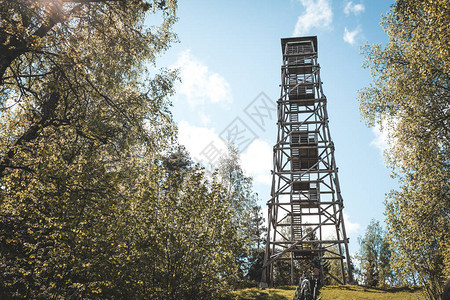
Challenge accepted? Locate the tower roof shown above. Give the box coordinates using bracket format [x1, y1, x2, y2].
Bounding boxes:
[281, 36, 318, 56]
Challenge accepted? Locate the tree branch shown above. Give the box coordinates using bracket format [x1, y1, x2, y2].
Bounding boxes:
[0, 1, 87, 84]
[0, 91, 60, 178]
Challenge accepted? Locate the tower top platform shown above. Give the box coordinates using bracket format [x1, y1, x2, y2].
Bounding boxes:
[281, 36, 318, 56]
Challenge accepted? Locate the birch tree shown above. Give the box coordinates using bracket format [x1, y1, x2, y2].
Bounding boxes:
[358, 0, 449, 298]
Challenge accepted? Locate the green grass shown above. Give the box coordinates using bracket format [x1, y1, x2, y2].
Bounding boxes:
[229, 285, 424, 300]
[227, 286, 295, 300]
[320, 285, 424, 300]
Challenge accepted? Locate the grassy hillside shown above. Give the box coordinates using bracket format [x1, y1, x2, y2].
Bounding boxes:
[228, 285, 424, 300]
[320, 285, 424, 300]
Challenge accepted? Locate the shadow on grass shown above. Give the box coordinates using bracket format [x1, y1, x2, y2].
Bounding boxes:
[327, 285, 360, 292]
[275, 285, 297, 290]
[240, 290, 285, 300]
[224, 289, 287, 300]
[324, 285, 421, 294]
[223, 288, 293, 300]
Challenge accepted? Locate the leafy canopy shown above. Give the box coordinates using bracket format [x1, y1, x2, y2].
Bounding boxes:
[358, 0, 449, 298]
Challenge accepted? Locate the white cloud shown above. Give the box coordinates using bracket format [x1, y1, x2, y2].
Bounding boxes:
[178, 121, 273, 187]
[177, 120, 227, 165]
[344, 1, 365, 16]
[343, 26, 361, 45]
[293, 0, 333, 36]
[241, 139, 273, 186]
[173, 50, 233, 108]
[343, 212, 361, 235]
[198, 111, 211, 126]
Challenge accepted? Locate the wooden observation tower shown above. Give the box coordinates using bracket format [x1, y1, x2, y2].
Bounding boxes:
[262, 36, 353, 287]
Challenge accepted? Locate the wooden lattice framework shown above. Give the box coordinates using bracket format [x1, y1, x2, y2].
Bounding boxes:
[262, 36, 353, 286]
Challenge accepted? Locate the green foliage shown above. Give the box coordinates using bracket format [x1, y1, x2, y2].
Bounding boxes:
[0, 0, 178, 296]
[0, 0, 178, 161]
[356, 220, 393, 287]
[0, 144, 242, 298]
[246, 249, 265, 284]
[0, 0, 245, 298]
[323, 246, 346, 286]
[132, 157, 241, 299]
[358, 0, 449, 298]
[248, 205, 267, 252]
[273, 262, 293, 287]
[217, 145, 262, 287]
[0, 0, 268, 298]
[218, 145, 260, 231]
[245, 206, 267, 284]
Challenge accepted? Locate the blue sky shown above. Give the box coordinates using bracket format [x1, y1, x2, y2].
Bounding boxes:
[154, 0, 397, 254]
